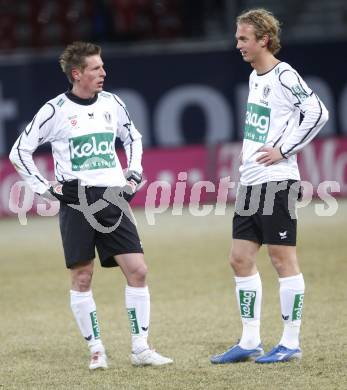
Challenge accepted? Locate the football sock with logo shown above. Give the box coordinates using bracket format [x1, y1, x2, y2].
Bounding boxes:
[125, 285, 150, 354]
[279, 273, 305, 349]
[70, 290, 104, 353]
[235, 273, 262, 349]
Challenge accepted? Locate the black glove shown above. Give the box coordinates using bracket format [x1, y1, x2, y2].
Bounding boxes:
[49, 180, 80, 204]
[123, 170, 142, 202]
[125, 170, 142, 186]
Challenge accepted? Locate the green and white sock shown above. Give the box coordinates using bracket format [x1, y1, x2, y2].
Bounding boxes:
[235, 273, 262, 349]
[125, 285, 150, 354]
[279, 273, 305, 349]
[70, 290, 103, 353]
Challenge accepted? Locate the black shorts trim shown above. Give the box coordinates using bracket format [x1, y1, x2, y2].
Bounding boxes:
[59, 187, 143, 269]
[232, 180, 299, 246]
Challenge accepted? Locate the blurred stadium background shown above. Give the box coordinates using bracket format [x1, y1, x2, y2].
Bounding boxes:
[0, 0, 347, 212]
[1, 1, 347, 389]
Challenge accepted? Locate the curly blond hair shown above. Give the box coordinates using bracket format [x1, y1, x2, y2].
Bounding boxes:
[237, 9, 281, 55]
[59, 41, 101, 83]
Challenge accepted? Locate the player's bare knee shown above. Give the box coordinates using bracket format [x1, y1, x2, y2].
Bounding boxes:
[269, 251, 294, 274]
[126, 263, 148, 286]
[271, 255, 300, 276]
[72, 269, 93, 291]
[270, 255, 286, 273]
[230, 250, 247, 271]
[268, 246, 298, 275]
[133, 263, 148, 282]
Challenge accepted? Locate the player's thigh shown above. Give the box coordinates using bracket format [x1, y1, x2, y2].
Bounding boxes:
[59, 202, 96, 268]
[233, 186, 263, 244]
[261, 181, 297, 246]
[95, 203, 144, 267]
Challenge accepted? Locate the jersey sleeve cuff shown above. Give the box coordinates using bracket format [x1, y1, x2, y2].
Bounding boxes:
[279, 146, 288, 159]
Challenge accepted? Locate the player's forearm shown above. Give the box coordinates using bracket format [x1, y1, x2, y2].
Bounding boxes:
[9, 145, 49, 195]
[280, 96, 329, 158]
[124, 138, 143, 174]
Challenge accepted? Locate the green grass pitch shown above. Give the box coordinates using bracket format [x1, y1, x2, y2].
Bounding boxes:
[1, 201, 347, 389]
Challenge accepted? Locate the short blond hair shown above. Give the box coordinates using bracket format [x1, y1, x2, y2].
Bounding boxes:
[59, 41, 101, 83]
[237, 9, 281, 55]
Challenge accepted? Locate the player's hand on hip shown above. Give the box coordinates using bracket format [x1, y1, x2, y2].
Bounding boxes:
[123, 170, 142, 202]
[40, 189, 58, 201]
[46, 180, 80, 204]
[256, 146, 284, 166]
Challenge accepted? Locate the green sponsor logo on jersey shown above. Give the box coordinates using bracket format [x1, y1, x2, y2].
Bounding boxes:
[292, 293, 304, 320]
[90, 311, 101, 339]
[291, 84, 309, 103]
[57, 98, 65, 107]
[69, 132, 116, 171]
[127, 308, 140, 335]
[239, 290, 256, 318]
[244, 103, 271, 143]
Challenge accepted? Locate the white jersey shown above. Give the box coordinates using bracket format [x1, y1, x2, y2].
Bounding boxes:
[240, 61, 329, 185]
[10, 90, 143, 194]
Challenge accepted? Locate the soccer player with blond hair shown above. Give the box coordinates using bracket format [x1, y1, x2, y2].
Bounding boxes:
[211, 9, 328, 364]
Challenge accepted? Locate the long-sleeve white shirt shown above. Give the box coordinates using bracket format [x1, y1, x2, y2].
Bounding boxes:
[240, 61, 329, 185]
[10, 90, 143, 194]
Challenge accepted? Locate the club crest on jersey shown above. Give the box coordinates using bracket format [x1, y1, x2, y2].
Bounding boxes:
[103, 111, 112, 123]
[68, 115, 78, 128]
[263, 85, 271, 99]
[244, 103, 271, 143]
[69, 132, 116, 171]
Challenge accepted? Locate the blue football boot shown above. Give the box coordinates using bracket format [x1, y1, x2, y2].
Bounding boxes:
[210, 343, 264, 364]
[255, 344, 302, 363]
